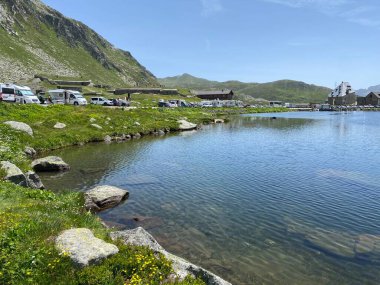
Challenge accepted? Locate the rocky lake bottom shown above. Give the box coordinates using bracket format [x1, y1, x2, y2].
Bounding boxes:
[40, 111, 380, 285]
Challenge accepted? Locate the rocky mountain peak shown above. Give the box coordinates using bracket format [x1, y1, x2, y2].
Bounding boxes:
[0, 0, 157, 86]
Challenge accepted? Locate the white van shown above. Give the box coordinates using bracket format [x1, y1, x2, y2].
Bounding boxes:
[48, 89, 87, 105]
[67, 90, 87, 105]
[0, 83, 16, 102]
[15, 86, 40, 104]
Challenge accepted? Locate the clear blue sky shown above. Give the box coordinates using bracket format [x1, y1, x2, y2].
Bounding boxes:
[41, 0, 380, 89]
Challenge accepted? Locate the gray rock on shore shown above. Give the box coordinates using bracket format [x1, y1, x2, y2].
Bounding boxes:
[56, 228, 119, 267]
[104, 135, 112, 143]
[4, 121, 33, 136]
[31, 156, 70, 172]
[0, 161, 27, 186]
[24, 146, 36, 157]
[91, 124, 102, 129]
[54, 122, 66, 129]
[177, 120, 197, 131]
[25, 171, 45, 189]
[110, 227, 232, 285]
[84, 185, 129, 212]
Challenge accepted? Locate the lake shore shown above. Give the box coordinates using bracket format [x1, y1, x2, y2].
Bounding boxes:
[0, 103, 287, 284]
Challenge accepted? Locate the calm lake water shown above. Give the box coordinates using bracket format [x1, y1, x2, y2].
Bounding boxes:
[41, 111, 380, 285]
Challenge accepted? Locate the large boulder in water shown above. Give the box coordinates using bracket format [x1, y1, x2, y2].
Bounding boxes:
[55, 228, 119, 267]
[111, 227, 232, 285]
[0, 161, 27, 186]
[84, 185, 129, 212]
[31, 156, 70, 172]
[3, 121, 33, 136]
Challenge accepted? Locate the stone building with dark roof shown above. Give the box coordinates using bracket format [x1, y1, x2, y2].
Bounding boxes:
[192, 90, 234, 100]
[366, 92, 380, 106]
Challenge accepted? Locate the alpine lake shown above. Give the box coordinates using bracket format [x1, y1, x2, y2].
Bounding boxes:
[39, 111, 380, 285]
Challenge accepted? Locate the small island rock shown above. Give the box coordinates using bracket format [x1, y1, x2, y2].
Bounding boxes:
[84, 185, 129, 212]
[4, 121, 33, 136]
[31, 156, 70, 172]
[56, 228, 119, 267]
[0, 161, 27, 186]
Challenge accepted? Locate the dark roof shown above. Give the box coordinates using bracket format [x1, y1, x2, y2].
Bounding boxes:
[370, 92, 380, 98]
[192, 90, 233, 96]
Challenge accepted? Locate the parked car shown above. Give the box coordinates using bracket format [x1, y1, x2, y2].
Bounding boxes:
[48, 89, 87, 105]
[0, 83, 16, 102]
[67, 91, 87, 105]
[200, 101, 213, 107]
[15, 86, 40, 104]
[158, 99, 177, 107]
[90, 97, 113, 106]
[158, 100, 171, 107]
[111, 98, 130, 106]
[168, 100, 178, 107]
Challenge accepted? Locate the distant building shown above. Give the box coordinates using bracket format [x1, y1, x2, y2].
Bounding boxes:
[327, 82, 357, 106]
[365, 92, 380, 106]
[269, 101, 283, 107]
[192, 90, 234, 100]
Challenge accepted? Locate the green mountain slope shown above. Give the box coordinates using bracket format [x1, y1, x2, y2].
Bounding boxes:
[0, 0, 157, 87]
[159, 74, 331, 103]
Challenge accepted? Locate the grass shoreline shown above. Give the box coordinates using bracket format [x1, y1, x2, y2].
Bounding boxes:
[0, 103, 287, 284]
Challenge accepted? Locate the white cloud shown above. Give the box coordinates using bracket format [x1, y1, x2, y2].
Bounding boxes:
[201, 0, 223, 17]
[262, 0, 349, 9]
[261, 0, 380, 29]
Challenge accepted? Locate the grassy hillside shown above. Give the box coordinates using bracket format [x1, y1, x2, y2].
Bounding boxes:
[0, 0, 157, 88]
[159, 74, 331, 103]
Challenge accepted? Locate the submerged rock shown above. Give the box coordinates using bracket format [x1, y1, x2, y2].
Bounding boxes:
[84, 185, 129, 212]
[286, 217, 380, 261]
[355, 234, 380, 256]
[305, 228, 356, 258]
[111, 227, 232, 285]
[177, 120, 197, 131]
[25, 171, 45, 189]
[56, 228, 119, 267]
[31, 156, 70, 172]
[0, 161, 27, 186]
[4, 121, 33, 136]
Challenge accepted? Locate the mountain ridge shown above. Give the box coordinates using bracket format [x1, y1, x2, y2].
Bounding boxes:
[0, 0, 157, 87]
[355, 84, 380, 96]
[159, 74, 331, 103]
